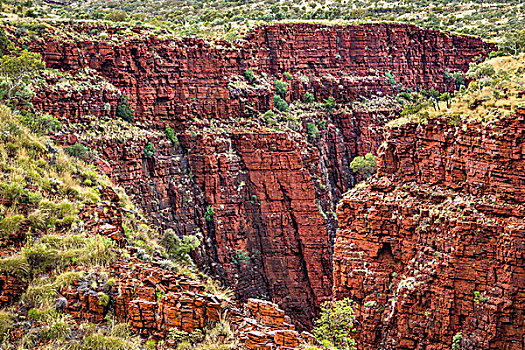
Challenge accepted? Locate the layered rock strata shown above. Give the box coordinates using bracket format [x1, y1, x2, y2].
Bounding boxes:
[334, 108, 525, 349]
[30, 22, 494, 327]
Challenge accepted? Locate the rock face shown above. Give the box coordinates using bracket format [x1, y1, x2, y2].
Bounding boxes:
[30, 22, 493, 328]
[333, 108, 525, 349]
[56, 188, 310, 349]
[0, 272, 27, 307]
[33, 23, 492, 126]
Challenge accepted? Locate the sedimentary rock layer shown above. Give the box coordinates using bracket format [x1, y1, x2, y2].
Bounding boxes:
[334, 108, 525, 349]
[31, 22, 493, 327]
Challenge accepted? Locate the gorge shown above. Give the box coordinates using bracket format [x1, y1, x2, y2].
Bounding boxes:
[1, 19, 523, 350]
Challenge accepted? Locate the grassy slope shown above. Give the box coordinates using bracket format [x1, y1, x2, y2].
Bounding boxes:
[389, 53, 525, 127]
[0, 105, 236, 349]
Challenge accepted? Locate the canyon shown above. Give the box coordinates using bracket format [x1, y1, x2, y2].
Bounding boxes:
[20, 21, 524, 349]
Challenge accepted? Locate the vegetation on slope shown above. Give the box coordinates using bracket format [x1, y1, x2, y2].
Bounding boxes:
[389, 53, 525, 126]
[0, 40, 236, 349]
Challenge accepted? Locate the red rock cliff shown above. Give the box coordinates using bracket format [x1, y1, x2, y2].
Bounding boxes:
[334, 108, 525, 349]
[30, 22, 493, 329]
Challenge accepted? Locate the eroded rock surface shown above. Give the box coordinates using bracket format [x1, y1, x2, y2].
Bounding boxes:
[334, 108, 525, 349]
[30, 22, 493, 327]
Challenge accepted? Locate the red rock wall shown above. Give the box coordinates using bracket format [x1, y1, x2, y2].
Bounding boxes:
[30, 23, 494, 329]
[333, 108, 525, 349]
[379, 111, 525, 203]
[32, 23, 493, 126]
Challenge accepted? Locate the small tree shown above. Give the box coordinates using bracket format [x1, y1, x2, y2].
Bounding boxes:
[283, 71, 293, 81]
[160, 229, 200, 265]
[421, 88, 441, 110]
[439, 92, 451, 109]
[467, 62, 495, 94]
[117, 95, 134, 122]
[498, 30, 525, 56]
[143, 142, 155, 158]
[313, 298, 357, 350]
[273, 95, 288, 112]
[350, 153, 377, 179]
[274, 79, 287, 96]
[244, 69, 255, 82]
[0, 50, 45, 107]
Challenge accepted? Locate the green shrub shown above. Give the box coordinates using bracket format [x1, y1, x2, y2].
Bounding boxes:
[160, 229, 200, 264]
[65, 143, 90, 160]
[452, 332, 462, 350]
[306, 122, 319, 139]
[244, 69, 255, 82]
[322, 96, 336, 110]
[111, 323, 131, 338]
[166, 127, 179, 147]
[146, 340, 157, 350]
[27, 307, 59, 322]
[79, 333, 139, 350]
[106, 10, 128, 22]
[143, 142, 156, 158]
[0, 255, 30, 280]
[204, 205, 214, 222]
[262, 110, 277, 124]
[98, 294, 110, 307]
[19, 113, 62, 135]
[41, 320, 71, 340]
[169, 327, 204, 345]
[117, 95, 134, 122]
[283, 71, 293, 80]
[303, 92, 314, 103]
[273, 95, 288, 112]
[205, 318, 235, 343]
[312, 298, 356, 350]
[0, 214, 25, 238]
[231, 249, 250, 265]
[274, 79, 287, 96]
[473, 291, 484, 304]
[0, 312, 13, 339]
[350, 153, 376, 179]
[177, 342, 193, 350]
[385, 71, 396, 87]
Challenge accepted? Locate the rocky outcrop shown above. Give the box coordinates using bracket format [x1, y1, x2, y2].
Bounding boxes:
[32, 22, 492, 127]
[0, 272, 27, 307]
[50, 186, 311, 349]
[30, 22, 493, 328]
[333, 108, 525, 349]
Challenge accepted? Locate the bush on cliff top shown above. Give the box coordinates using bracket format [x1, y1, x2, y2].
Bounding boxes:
[350, 153, 377, 179]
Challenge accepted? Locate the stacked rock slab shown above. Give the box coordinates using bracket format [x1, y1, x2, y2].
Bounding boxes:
[30, 23, 493, 328]
[32, 23, 492, 126]
[333, 108, 525, 349]
[55, 187, 309, 349]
